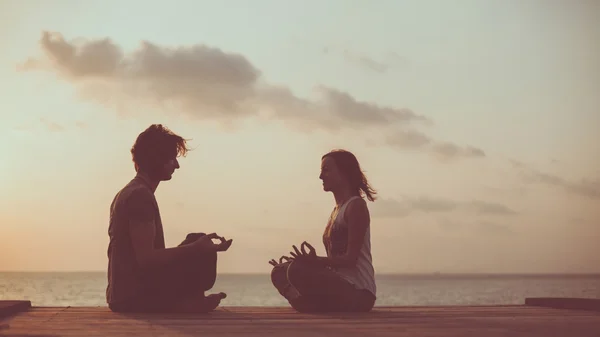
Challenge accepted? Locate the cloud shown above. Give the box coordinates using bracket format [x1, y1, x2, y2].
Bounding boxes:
[20, 31, 481, 160]
[342, 50, 389, 73]
[526, 171, 600, 199]
[431, 142, 486, 160]
[438, 218, 461, 231]
[384, 130, 486, 160]
[323, 46, 408, 74]
[509, 159, 526, 169]
[20, 32, 260, 119]
[369, 198, 414, 218]
[511, 160, 600, 200]
[371, 196, 517, 218]
[75, 121, 87, 128]
[477, 221, 513, 235]
[40, 118, 64, 132]
[411, 197, 458, 212]
[14, 118, 86, 132]
[438, 218, 513, 235]
[482, 185, 528, 198]
[473, 221, 513, 235]
[385, 129, 432, 149]
[467, 201, 518, 216]
[20, 32, 429, 126]
[317, 87, 429, 126]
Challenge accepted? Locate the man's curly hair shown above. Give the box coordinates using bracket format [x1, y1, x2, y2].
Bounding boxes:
[130, 124, 191, 173]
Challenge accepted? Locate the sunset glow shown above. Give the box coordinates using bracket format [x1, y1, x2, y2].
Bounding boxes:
[1, 0, 598, 274]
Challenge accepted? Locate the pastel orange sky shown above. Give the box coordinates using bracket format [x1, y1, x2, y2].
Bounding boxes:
[1, 0, 598, 273]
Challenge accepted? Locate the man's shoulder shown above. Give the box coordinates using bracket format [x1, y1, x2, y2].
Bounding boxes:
[113, 179, 154, 208]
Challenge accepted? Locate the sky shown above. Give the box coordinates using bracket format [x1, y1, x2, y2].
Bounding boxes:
[0, 0, 598, 274]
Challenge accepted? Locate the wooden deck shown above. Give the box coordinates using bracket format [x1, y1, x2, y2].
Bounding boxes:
[1, 300, 600, 337]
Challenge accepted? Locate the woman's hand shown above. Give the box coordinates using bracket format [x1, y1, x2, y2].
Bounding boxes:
[268, 241, 318, 267]
[268, 255, 293, 267]
[289, 241, 317, 263]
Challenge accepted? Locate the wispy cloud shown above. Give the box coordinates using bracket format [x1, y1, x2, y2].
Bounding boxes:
[40, 118, 64, 132]
[511, 159, 600, 200]
[431, 142, 485, 160]
[19, 31, 482, 161]
[14, 118, 86, 132]
[371, 196, 518, 218]
[477, 221, 513, 235]
[467, 201, 518, 216]
[527, 170, 600, 199]
[323, 46, 408, 74]
[342, 50, 389, 74]
[75, 121, 87, 128]
[384, 129, 486, 160]
[438, 218, 514, 235]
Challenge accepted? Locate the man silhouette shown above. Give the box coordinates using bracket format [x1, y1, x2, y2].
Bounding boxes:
[106, 124, 232, 313]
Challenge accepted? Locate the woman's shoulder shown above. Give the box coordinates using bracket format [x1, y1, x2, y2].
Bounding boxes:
[340, 196, 369, 223]
[347, 195, 367, 208]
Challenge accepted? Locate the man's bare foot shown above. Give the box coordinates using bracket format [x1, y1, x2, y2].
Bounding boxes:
[174, 292, 226, 313]
[195, 292, 226, 313]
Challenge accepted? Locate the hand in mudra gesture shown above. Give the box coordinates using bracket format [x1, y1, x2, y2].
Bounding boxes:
[268, 255, 293, 267]
[268, 241, 316, 267]
[191, 233, 233, 253]
[289, 241, 317, 263]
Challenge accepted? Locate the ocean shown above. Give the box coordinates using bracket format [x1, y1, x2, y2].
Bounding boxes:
[1, 272, 599, 307]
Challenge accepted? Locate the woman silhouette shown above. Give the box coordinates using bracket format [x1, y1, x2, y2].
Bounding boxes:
[269, 149, 377, 312]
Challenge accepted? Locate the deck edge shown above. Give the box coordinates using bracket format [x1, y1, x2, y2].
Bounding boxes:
[525, 297, 600, 312]
[0, 300, 32, 319]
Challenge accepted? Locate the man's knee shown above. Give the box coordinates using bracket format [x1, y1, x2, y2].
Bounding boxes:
[198, 251, 218, 291]
[201, 274, 216, 291]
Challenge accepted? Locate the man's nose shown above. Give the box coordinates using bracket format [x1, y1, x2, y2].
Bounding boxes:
[174, 159, 180, 169]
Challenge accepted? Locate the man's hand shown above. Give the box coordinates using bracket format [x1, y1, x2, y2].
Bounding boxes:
[216, 236, 233, 252]
[191, 233, 233, 253]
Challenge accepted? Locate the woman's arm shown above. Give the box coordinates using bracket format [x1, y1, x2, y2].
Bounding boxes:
[315, 198, 370, 268]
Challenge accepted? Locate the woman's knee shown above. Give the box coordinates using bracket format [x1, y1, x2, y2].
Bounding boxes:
[286, 260, 312, 287]
[270, 263, 289, 290]
[289, 296, 321, 313]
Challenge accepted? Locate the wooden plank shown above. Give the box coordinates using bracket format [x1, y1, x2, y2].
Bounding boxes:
[526, 297, 600, 312]
[0, 301, 31, 319]
[1, 305, 599, 337]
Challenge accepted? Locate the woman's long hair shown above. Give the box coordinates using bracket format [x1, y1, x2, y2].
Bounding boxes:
[322, 149, 377, 202]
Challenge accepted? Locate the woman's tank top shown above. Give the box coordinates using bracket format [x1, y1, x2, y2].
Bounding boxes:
[323, 196, 377, 297]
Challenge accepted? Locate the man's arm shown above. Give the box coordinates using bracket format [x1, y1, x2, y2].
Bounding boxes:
[127, 190, 196, 270]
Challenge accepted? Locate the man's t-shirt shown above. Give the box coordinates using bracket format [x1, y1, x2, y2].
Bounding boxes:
[106, 174, 165, 306]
